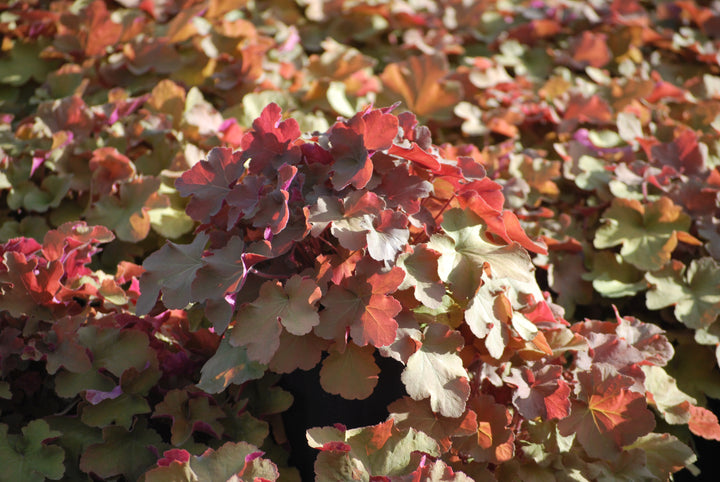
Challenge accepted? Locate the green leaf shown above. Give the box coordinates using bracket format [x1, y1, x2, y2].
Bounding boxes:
[616, 112, 643, 145]
[583, 251, 646, 298]
[7, 175, 71, 213]
[641, 365, 696, 424]
[149, 205, 194, 239]
[80, 419, 163, 481]
[308, 420, 440, 477]
[136, 232, 209, 315]
[428, 208, 535, 302]
[625, 433, 697, 480]
[0, 381, 10, 399]
[0, 39, 59, 86]
[221, 410, 269, 448]
[594, 197, 691, 271]
[85, 177, 161, 242]
[197, 335, 266, 394]
[55, 326, 154, 398]
[81, 394, 151, 429]
[45, 416, 102, 482]
[190, 441, 274, 481]
[0, 420, 65, 481]
[646, 258, 720, 328]
[153, 389, 225, 446]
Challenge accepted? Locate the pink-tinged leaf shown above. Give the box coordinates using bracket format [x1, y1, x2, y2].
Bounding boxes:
[249, 165, 297, 234]
[388, 143, 441, 171]
[330, 116, 372, 189]
[366, 210, 409, 262]
[157, 448, 191, 466]
[563, 94, 613, 125]
[374, 164, 433, 215]
[401, 323, 470, 418]
[454, 394, 515, 464]
[642, 129, 705, 176]
[241, 103, 302, 175]
[320, 441, 352, 452]
[226, 174, 263, 227]
[193, 237, 248, 298]
[505, 363, 571, 420]
[557, 365, 656, 460]
[1, 237, 42, 257]
[317, 284, 364, 343]
[320, 342, 380, 400]
[176, 147, 245, 223]
[365, 266, 406, 295]
[613, 307, 674, 366]
[136, 233, 208, 315]
[252, 189, 290, 235]
[688, 405, 720, 441]
[404, 459, 473, 481]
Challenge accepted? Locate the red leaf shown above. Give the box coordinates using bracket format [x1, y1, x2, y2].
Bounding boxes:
[329, 116, 372, 190]
[374, 165, 433, 215]
[563, 94, 613, 125]
[360, 108, 399, 151]
[319, 441, 352, 452]
[0, 252, 63, 319]
[176, 147, 245, 223]
[688, 405, 720, 441]
[157, 449, 191, 466]
[571, 31, 611, 68]
[506, 363, 571, 420]
[352, 293, 402, 347]
[89, 147, 135, 197]
[388, 143, 441, 171]
[645, 80, 686, 103]
[241, 103, 302, 175]
[558, 365, 656, 460]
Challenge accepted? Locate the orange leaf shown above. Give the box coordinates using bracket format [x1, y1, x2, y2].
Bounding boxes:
[381, 54, 463, 119]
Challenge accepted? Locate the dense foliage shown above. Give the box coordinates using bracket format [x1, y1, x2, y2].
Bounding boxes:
[2, 0, 720, 480]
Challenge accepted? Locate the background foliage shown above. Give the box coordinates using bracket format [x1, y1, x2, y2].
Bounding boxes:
[2, 0, 720, 480]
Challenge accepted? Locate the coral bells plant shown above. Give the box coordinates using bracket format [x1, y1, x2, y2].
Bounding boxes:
[131, 103, 703, 479]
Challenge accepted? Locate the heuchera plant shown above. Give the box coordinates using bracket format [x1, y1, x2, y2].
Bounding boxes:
[133, 103, 702, 479]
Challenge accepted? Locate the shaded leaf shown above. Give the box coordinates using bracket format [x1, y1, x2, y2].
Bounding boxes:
[0, 420, 65, 481]
[320, 342, 380, 400]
